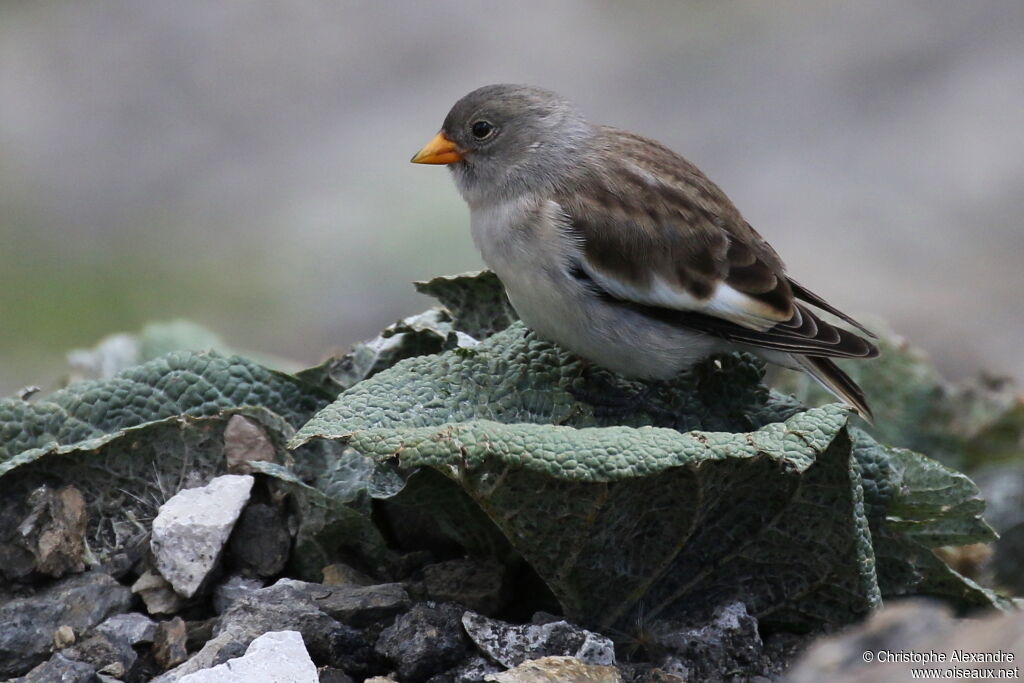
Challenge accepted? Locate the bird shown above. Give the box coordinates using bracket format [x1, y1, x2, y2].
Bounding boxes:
[411, 84, 878, 419]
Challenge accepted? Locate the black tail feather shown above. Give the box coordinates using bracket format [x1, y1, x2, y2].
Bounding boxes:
[796, 355, 874, 423]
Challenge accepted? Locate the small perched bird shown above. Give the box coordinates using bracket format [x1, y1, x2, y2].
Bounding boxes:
[411, 84, 878, 418]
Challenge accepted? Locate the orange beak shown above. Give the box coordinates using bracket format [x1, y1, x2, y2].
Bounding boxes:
[410, 132, 463, 164]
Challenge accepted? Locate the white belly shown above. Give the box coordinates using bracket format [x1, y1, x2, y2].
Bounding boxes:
[469, 198, 719, 379]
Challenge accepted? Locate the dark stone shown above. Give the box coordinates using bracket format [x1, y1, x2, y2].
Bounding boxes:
[375, 602, 469, 681]
[228, 503, 292, 578]
[418, 558, 506, 615]
[95, 612, 157, 646]
[462, 611, 615, 668]
[617, 663, 686, 682]
[212, 575, 263, 614]
[186, 616, 218, 652]
[209, 639, 247, 666]
[0, 571, 131, 678]
[322, 624, 377, 677]
[318, 667, 355, 683]
[62, 631, 137, 679]
[0, 484, 88, 582]
[150, 579, 387, 681]
[8, 653, 98, 683]
[392, 550, 439, 580]
[650, 602, 770, 681]
[153, 617, 189, 670]
[427, 653, 504, 683]
[306, 581, 411, 629]
[215, 581, 346, 662]
[99, 549, 140, 582]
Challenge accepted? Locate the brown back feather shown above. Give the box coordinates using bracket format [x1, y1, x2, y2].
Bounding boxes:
[559, 127, 877, 359]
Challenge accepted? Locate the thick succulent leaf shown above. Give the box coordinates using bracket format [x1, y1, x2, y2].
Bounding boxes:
[247, 459, 398, 581]
[1, 351, 329, 475]
[852, 431, 1001, 609]
[0, 351, 331, 560]
[296, 310, 478, 394]
[779, 325, 1024, 470]
[0, 408, 291, 561]
[66, 319, 301, 382]
[295, 323, 804, 440]
[293, 324, 884, 631]
[414, 269, 518, 340]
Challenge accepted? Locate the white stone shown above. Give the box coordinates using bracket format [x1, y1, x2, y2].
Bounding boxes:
[176, 631, 317, 683]
[151, 474, 254, 598]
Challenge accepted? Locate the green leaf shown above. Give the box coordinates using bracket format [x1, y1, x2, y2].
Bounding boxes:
[296, 310, 478, 394]
[66, 319, 301, 381]
[777, 324, 1024, 471]
[414, 269, 518, 340]
[0, 351, 331, 560]
[248, 459, 398, 581]
[851, 430, 1000, 609]
[293, 324, 884, 632]
[1, 351, 328, 473]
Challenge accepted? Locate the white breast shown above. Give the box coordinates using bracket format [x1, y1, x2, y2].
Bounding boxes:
[468, 196, 721, 379]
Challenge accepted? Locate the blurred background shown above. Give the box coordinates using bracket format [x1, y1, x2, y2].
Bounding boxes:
[2, 0, 1022, 395]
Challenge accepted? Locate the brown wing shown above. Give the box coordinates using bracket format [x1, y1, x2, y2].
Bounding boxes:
[557, 127, 877, 359]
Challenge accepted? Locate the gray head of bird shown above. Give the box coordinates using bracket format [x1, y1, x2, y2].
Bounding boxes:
[411, 84, 595, 205]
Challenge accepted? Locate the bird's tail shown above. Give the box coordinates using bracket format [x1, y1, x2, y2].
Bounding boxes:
[792, 355, 874, 424]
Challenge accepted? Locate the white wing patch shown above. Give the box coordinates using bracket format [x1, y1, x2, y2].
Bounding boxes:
[577, 258, 782, 332]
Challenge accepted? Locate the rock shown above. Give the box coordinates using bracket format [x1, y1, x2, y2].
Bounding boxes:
[151, 474, 255, 597]
[154, 617, 189, 670]
[419, 558, 506, 615]
[223, 415, 277, 474]
[364, 678, 399, 683]
[321, 562, 375, 586]
[462, 612, 616, 669]
[484, 656, 622, 682]
[0, 484, 88, 582]
[9, 653, 98, 683]
[96, 612, 158, 645]
[53, 624, 76, 649]
[176, 630, 318, 683]
[152, 579, 373, 682]
[0, 571, 131, 678]
[992, 523, 1024, 595]
[227, 502, 291, 577]
[186, 617, 218, 652]
[317, 667, 355, 683]
[376, 602, 469, 681]
[434, 653, 504, 682]
[213, 575, 264, 614]
[100, 548, 140, 582]
[298, 580, 411, 629]
[784, 599, 1024, 682]
[616, 664, 686, 682]
[132, 569, 187, 615]
[650, 601, 764, 681]
[63, 631, 138, 678]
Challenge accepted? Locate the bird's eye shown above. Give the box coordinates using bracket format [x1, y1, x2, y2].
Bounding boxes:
[471, 120, 495, 140]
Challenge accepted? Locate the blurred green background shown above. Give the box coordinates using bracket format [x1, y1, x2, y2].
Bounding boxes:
[2, 0, 1022, 394]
